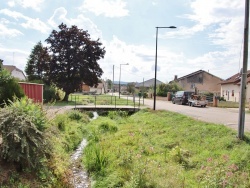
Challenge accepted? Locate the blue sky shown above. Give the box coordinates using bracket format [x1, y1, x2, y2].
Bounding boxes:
[0, 0, 247, 83]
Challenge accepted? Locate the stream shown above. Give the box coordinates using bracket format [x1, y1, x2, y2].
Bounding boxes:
[70, 111, 99, 188]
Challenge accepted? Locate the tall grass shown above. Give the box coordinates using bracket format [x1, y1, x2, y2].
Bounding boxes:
[82, 108, 250, 187]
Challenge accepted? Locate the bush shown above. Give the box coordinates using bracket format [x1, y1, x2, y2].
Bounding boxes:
[43, 85, 65, 103]
[0, 107, 48, 169]
[108, 110, 128, 119]
[43, 85, 56, 103]
[98, 121, 118, 133]
[0, 69, 24, 107]
[7, 97, 48, 131]
[156, 82, 182, 97]
[68, 110, 87, 122]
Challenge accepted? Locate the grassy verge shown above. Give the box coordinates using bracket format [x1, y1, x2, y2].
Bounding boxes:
[217, 101, 240, 108]
[82, 109, 250, 187]
[53, 94, 139, 107]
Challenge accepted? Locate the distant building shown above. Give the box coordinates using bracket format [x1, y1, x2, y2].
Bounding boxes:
[3, 65, 26, 80]
[81, 81, 106, 94]
[172, 70, 223, 95]
[135, 78, 164, 89]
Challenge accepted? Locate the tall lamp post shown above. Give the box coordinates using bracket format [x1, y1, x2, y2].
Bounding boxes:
[119, 63, 129, 98]
[153, 26, 176, 110]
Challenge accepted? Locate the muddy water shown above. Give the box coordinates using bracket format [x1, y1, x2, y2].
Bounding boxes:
[70, 112, 98, 188]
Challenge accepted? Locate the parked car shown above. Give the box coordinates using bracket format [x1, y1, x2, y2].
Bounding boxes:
[172, 91, 195, 105]
[188, 94, 208, 107]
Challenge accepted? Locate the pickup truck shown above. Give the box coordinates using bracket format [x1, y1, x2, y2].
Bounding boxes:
[188, 95, 208, 107]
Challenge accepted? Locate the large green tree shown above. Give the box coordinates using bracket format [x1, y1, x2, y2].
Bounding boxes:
[25, 23, 105, 101]
[25, 41, 51, 83]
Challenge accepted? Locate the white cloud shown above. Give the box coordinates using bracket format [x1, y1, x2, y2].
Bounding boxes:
[21, 18, 50, 34]
[100, 36, 183, 82]
[0, 9, 50, 34]
[185, 0, 244, 45]
[0, 22, 23, 38]
[80, 0, 129, 18]
[48, 7, 102, 40]
[7, 1, 16, 7]
[0, 9, 27, 20]
[7, 0, 44, 11]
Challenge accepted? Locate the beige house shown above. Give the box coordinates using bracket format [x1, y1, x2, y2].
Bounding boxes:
[3, 65, 26, 80]
[81, 82, 106, 94]
[173, 70, 223, 95]
[220, 70, 250, 102]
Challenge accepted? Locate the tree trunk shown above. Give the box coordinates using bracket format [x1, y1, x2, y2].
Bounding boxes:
[63, 93, 69, 102]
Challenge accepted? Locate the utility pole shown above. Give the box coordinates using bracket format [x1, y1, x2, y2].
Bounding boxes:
[238, 0, 249, 140]
[112, 65, 114, 96]
[143, 78, 145, 105]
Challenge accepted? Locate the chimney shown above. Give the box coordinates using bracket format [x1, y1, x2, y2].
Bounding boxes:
[174, 75, 178, 81]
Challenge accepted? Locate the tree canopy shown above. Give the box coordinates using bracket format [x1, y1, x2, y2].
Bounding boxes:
[157, 82, 182, 97]
[25, 23, 106, 101]
[25, 41, 51, 83]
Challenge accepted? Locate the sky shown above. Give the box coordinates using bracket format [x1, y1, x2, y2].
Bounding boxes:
[0, 0, 248, 83]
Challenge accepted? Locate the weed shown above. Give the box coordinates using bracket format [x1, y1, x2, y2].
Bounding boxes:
[84, 144, 108, 175]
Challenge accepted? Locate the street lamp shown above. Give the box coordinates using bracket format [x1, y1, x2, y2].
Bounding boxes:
[119, 63, 129, 98]
[153, 26, 176, 110]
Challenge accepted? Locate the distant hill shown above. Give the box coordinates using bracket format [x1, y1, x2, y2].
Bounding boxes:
[113, 81, 130, 85]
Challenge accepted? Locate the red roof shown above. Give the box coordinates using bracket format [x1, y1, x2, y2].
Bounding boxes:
[220, 70, 250, 85]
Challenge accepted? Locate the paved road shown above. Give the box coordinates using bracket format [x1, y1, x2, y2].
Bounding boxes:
[120, 94, 250, 132]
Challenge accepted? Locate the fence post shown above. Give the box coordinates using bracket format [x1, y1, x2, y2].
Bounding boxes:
[115, 96, 116, 109]
[95, 95, 96, 109]
[111, 96, 113, 105]
[139, 97, 140, 108]
[127, 96, 128, 105]
[74, 95, 76, 109]
[134, 96, 136, 111]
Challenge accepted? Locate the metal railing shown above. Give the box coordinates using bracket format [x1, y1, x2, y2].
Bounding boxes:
[68, 94, 144, 109]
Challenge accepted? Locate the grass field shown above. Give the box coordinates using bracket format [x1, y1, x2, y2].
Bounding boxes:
[81, 108, 250, 187]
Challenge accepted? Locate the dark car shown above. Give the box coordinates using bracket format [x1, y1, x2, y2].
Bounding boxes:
[172, 91, 195, 105]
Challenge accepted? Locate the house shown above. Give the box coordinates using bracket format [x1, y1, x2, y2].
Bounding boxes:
[3, 65, 26, 80]
[90, 83, 105, 94]
[220, 70, 250, 102]
[172, 70, 223, 95]
[81, 81, 106, 94]
[135, 78, 164, 89]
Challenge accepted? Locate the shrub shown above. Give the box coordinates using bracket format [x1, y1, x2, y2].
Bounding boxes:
[43, 85, 56, 103]
[68, 110, 84, 121]
[98, 121, 118, 133]
[0, 108, 48, 169]
[0, 69, 24, 107]
[7, 97, 47, 131]
[108, 110, 128, 119]
[43, 85, 65, 103]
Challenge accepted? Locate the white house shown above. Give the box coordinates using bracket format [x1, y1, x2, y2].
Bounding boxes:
[220, 70, 250, 102]
[3, 65, 26, 80]
[89, 82, 105, 94]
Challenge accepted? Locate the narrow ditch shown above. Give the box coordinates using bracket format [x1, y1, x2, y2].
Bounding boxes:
[70, 111, 98, 188]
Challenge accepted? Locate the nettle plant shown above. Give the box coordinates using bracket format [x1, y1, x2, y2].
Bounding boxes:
[0, 97, 49, 170]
